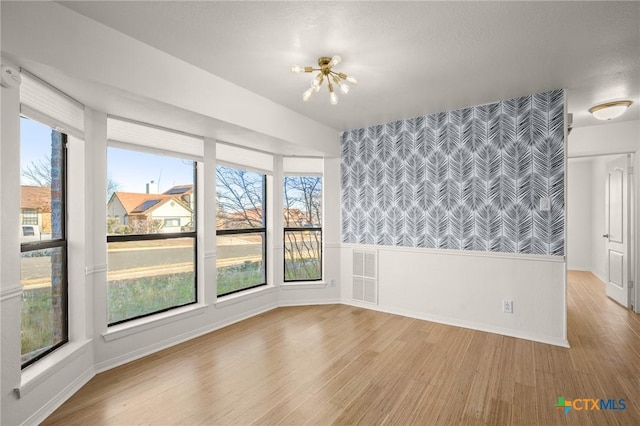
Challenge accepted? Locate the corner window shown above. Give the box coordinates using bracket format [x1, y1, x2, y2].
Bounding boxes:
[106, 147, 197, 325]
[216, 165, 266, 296]
[19, 116, 68, 368]
[283, 176, 322, 281]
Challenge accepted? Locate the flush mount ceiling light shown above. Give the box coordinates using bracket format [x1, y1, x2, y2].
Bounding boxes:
[291, 55, 357, 105]
[589, 100, 633, 120]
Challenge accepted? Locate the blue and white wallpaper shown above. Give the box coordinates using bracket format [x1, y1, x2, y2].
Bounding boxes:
[341, 90, 565, 256]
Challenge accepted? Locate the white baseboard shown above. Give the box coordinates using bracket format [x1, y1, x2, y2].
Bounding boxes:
[22, 366, 94, 426]
[278, 298, 341, 307]
[94, 303, 277, 374]
[592, 271, 607, 285]
[342, 300, 570, 348]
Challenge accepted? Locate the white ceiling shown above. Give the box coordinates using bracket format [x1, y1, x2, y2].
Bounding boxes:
[55, 1, 639, 131]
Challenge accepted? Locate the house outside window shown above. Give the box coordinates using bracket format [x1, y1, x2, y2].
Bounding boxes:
[216, 165, 267, 296]
[283, 176, 322, 281]
[19, 116, 68, 368]
[106, 147, 197, 325]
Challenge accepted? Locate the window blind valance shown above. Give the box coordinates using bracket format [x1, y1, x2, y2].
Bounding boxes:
[20, 71, 85, 139]
[283, 156, 324, 176]
[216, 142, 274, 174]
[107, 117, 204, 161]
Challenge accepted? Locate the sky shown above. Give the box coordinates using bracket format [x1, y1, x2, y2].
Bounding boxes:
[21, 117, 194, 194]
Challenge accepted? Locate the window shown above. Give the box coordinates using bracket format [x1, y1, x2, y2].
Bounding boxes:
[216, 165, 266, 296]
[164, 218, 180, 228]
[22, 209, 38, 225]
[283, 176, 322, 281]
[19, 117, 68, 368]
[106, 147, 196, 325]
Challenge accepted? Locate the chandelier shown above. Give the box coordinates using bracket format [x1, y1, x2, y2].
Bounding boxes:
[291, 56, 357, 105]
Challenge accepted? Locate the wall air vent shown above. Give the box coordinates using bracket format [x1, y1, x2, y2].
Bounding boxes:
[352, 249, 378, 304]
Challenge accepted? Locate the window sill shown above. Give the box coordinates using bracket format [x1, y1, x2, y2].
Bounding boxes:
[215, 285, 276, 308]
[103, 303, 208, 342]
[17, 339, 91, 398]
[280, 281, 327, 290]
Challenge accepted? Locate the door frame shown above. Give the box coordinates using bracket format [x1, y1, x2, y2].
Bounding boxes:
[567, 152, 637, 313]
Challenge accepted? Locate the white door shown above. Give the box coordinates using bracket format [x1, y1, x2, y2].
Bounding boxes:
[604, 155, 630, 307]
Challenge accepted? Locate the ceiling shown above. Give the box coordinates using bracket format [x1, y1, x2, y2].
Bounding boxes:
[53, 1, 639, 131]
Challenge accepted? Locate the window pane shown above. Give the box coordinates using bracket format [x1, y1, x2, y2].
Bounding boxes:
[216, 233, 265, 296]
[20, 117, 64, 241]
[283, 176, 321, 227]
[21, 247, 67, 365]
[284, 230, 322, 281]
[107, 238, 196, 324]
[216, 166, 264, 230]
[107, 147, 195, 235]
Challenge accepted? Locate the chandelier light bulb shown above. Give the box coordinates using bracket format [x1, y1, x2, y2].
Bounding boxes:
[330, 55, 342, 67]
[330, 91, 338, 105]
[290, 65, 303, 73]
[346, 76, 358, 85]
[339, 81, 350, 94]
[302, 88, 314, 102]
[313, 85, 320, 93]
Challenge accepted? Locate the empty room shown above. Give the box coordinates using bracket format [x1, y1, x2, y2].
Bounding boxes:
[1, 1, 639, 425]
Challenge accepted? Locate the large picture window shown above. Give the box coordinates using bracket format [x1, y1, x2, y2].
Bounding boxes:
[216, 165, 266, 296]
[20, 116, 68, 368]
[283, 176, 322, 281]
[106, 147, 197, 325]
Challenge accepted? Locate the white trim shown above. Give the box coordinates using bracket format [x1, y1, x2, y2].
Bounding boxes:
[17, 339, 92, 398]
[0, 285, 22, 301]
[216, 159, 273, 177]
[103, 303, 208, 342]
[278, 298, 341, 307]
[341, 243, 565, 263]
[214, 285, 276, 308]
[94, 303, 277, 374]
[280, 281, 327, 290]
[85, 264, 107, 275]
[341, 300, 571, 348]
[325, 243, 342, 249]
[21, 366, 94, 426]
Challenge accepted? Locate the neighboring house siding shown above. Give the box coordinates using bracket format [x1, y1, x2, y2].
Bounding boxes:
[145, 201, 191, 232]
[107, 198, 128, 225]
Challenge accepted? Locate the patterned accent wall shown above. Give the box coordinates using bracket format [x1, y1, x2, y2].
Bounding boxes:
[341, 90, 565, 256]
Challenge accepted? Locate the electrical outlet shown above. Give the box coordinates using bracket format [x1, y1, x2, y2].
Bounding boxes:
[503, 300, 513, 314]
[329, 279, 336, 287]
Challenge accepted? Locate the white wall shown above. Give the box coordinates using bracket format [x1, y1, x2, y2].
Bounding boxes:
[340, 245, 567, 346]
[567, 158, 593, 270]
[569, 120, 640, 158]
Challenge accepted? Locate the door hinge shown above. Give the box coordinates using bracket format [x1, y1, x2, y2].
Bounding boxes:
[629, 281, 634, 289]
[628, 166, 634, 175]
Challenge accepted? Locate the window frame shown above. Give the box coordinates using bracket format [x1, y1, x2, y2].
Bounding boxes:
[106, 155, 198, 327]
[215, 170, 268, 297]
[20, 130, 68, 369]
[282, 175, 323, 283]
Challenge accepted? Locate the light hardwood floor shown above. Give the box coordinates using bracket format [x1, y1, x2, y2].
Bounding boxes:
[44, 271, 640, 425]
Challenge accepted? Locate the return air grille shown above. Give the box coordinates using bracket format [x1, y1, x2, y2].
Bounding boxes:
[352, 249, 378, 304]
